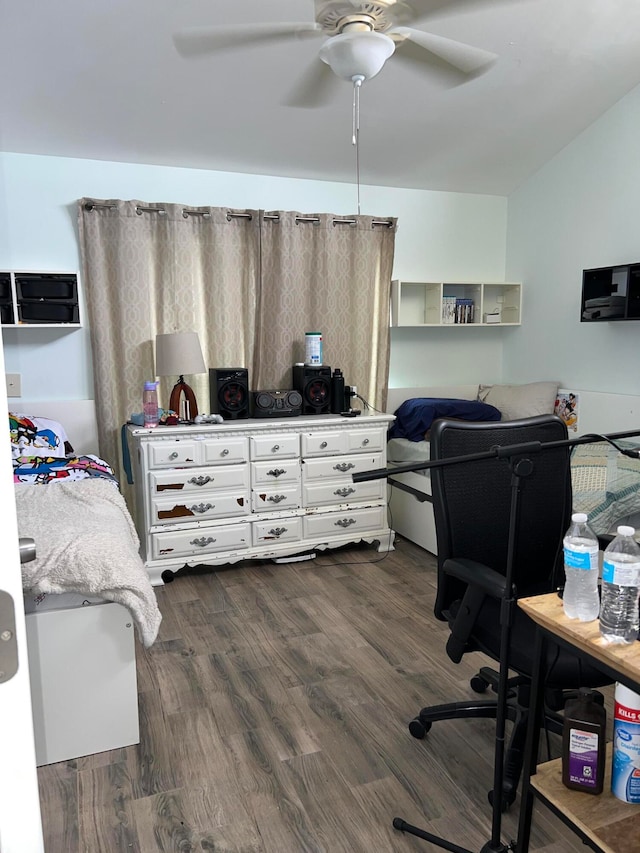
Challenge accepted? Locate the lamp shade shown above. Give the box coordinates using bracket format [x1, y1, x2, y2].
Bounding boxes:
[155, 331, 206, 377]
[319, 31, 395, 81]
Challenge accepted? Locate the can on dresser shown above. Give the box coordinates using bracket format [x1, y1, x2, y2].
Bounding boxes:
[305, 332, 323, 366]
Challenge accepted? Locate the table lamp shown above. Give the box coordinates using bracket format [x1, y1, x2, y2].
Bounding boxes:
[155, 331, 206, 421]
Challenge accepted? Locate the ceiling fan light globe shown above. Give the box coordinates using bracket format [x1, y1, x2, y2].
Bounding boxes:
[319, 31, 395, 81]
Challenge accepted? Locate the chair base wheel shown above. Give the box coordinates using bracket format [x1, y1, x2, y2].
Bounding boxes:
[488, 788, 515, 812]
[409, 717, 431, 739]
[470, 675, 489, 693]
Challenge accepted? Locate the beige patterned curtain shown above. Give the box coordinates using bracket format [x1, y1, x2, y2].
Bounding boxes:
[255, 211, 397, 410]
[78, 200, 396, 494]
[78, 200, 260, 489]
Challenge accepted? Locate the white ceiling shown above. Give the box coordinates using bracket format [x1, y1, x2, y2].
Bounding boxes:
[2, 0, 640, 196]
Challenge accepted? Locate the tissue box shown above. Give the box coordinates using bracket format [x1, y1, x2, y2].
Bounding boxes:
[484, 312, 501, 324]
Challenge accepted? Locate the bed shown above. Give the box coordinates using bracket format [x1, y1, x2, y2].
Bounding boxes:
[10, 400, 162, 765]
[385, 383, 640, 555]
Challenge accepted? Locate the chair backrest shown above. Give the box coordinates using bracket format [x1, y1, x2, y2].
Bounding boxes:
[430, 414, 572, 620]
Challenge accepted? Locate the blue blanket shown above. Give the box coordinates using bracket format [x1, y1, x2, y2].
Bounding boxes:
[389, 397, 502, 442]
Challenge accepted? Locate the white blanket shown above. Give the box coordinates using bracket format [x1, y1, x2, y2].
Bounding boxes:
[16, 478, 161, 647]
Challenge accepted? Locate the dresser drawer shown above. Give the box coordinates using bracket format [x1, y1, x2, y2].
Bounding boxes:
[147, 439, 199, 468]
[200, 436, 249, 465]
[149, 464, 249, 495]
[303, 506, 386, 539]
[345, 427, 385, 453]
[252, 484, 301, 513]
[150, 489, 250, 526]
[303, 478, 385, 508]
[250, 433, 300, 460]
[251, 458, 301, 485]
[302, 453, 383, 483]
[301, 430, 348, 457]
[151, 522, 251, 560]
[252, 516, 303, 546]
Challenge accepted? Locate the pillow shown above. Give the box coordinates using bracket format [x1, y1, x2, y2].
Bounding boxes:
[477, 382, 559, 422]
[389, 397, 502, 442]
[9, 413, 71, 461]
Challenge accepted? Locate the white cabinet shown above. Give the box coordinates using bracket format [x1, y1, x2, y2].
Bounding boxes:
[391, 280, 522, 327]
[127, 414, 395, 585]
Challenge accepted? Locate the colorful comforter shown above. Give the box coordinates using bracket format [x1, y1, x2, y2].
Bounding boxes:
[13, 454, 117, 485]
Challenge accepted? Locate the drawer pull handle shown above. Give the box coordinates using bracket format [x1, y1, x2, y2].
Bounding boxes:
[268, 494, 287, 503]
[362, 438, 370, 446]
[272, 444, 280, 452]
[190, 536, 216, 548]
[334, 462, 356, 472]
[169, 451, 179, 460]
[320, 441, 328, 449]
[268, 527, 288, 538]
[189, 503, 214, 514]
[335, 518, 356, 528]
[267, 468, 286, 478]
[189, 475, 212, 487]
[221, 448, 230, 456]
[334, 487, 355, 498]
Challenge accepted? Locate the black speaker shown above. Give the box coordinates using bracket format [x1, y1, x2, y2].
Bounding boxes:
[251, 389, 302, 418]
[209, 368, 249, 420]
[292, 364, 331, 415]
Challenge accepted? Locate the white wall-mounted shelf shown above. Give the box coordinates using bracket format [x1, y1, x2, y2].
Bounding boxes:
[391, 280, 522, 328]
[0, 271, 81, 328]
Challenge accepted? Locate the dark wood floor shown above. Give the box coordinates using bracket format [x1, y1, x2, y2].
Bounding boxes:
[37, 537, 588, 852]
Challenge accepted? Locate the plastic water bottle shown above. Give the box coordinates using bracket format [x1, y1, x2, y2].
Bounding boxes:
[562, 512, 600, 621]
[599, 526, 640, 644]
[143, 380, 159, 428]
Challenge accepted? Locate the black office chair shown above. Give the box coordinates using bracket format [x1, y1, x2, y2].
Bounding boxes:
[408, 414, 611, 810]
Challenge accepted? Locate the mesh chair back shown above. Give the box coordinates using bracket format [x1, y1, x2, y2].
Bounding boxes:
[430, 415, 571, 620]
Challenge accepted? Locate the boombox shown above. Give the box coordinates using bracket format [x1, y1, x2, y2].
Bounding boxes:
[252, 389, 302, 418]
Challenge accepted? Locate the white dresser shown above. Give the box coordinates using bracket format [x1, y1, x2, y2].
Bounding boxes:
[127, 413, 395, 584]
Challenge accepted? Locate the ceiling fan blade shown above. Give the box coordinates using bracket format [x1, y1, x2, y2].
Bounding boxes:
[173, 22, 323, 58]
[283, 57, 341, 109]
[391, 26, 497, 75]
[398, 0, 522, 24]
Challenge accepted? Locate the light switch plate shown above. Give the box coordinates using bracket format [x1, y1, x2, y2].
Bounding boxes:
[5, 373, 21, 397]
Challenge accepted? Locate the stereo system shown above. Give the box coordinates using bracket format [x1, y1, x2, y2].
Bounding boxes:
[209, 368, 250, 420]
[208, 364, 344, 420]
[292, 364, 332, 415]
[251, 389, 302, 418]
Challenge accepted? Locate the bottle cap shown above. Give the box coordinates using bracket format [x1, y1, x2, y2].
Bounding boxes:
[617, 525, 635, 536]
[144, 380, 157, 390]
[572, 512, 588, 523]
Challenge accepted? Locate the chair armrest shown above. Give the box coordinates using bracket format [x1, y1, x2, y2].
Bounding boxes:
[443, 557, 511, 664]
[443, 557, 509, 600]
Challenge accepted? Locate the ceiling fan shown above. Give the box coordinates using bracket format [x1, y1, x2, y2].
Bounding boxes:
[173, 0, 502, 107]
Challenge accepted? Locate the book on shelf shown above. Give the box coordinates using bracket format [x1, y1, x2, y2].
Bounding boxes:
[455, 297, 474, 324]
[442, 295, 456, 324]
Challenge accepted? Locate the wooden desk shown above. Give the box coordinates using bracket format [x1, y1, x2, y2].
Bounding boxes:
[517, 593, 640, 853]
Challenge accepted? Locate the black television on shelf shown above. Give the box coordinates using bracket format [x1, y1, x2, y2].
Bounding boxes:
[581, 262, 640, 321]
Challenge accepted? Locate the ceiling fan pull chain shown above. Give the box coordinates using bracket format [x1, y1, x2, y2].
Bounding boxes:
[352, 75, 363, 215]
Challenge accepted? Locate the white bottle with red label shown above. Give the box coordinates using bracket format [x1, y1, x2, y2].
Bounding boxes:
[612, 683, 640, 804]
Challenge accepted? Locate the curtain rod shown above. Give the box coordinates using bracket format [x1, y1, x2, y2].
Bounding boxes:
[84, 203, 393, 228]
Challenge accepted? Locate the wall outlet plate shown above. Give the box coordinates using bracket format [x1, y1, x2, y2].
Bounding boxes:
[5, 373, 21, 397]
